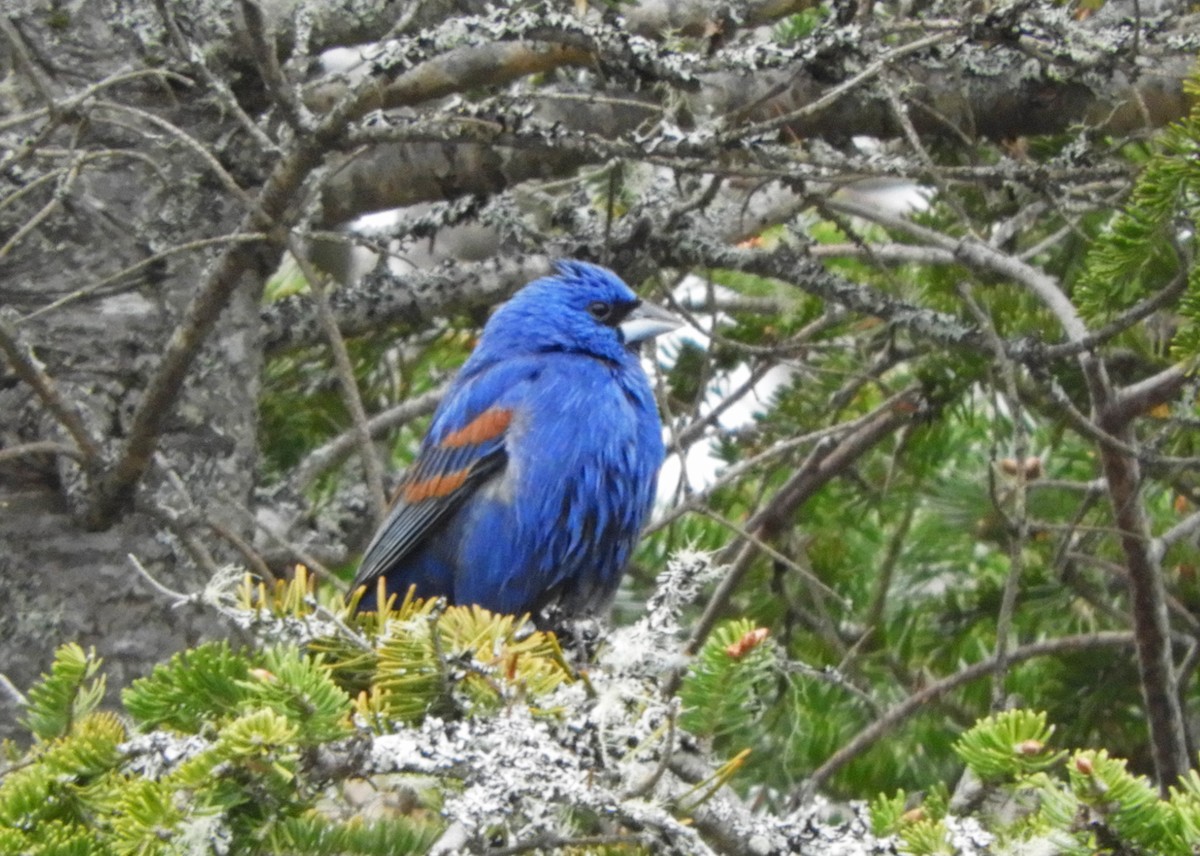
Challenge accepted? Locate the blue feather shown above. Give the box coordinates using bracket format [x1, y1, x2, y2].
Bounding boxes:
[352, 261, 678, 620]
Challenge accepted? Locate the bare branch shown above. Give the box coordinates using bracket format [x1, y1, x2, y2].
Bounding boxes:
[0, 440, 83, 465]
[1108, 363, 1189, 426]
[721, 30, 958, 144]
[799, 631, 1137, 796]
[154, 0, 278, 152]
[290, 383, 446, 492]
[957, 282, 1031, 710]
[240, 0, 313, 133]
[0, 313, 102, 465]
[288, 236, 387, 522]
[22, 232, 270, 323]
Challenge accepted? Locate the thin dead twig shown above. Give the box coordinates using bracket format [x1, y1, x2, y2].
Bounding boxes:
[796, 631, 1137, 799]
[0, 314, 102, 465]
[287, 235, 388, 523]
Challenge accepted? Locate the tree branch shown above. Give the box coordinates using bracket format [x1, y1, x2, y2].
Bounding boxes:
[0, 313, 101, 466]
[288, 236, 387, 523]
[799, 631, 1137, 796]
[679, 387, 925, 667]
[290, 384, 446, 492]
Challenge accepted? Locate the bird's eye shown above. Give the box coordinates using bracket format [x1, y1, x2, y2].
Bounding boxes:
[587, 301, 613, 322]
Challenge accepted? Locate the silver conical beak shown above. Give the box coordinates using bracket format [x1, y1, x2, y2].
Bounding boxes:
[620, 300, 681, 344]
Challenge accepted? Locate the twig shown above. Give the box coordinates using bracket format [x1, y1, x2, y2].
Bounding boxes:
[0, 15, 55, 106]
[677, 389, 922, 673]
[485, 833, 651, 856]
[206, 518, 277, 583]
[880, 73, 974, 231]
[0, 313, 101, 465]
[1108, 363, 1188, 426]
[696, 506, 848, 608]
[958, 282, 1030, 710]
[0, 441, 83, 464]
[240, 0, 313, 133]
[219, 493, 346, 593]
[0, 66, 192, 133]
[623, 705, 677, 799]
[647, 387, 916, 536]
[0, 672, 27, 708]
[781, 660, 884, 717]
[723, 30, 957, 144]
[862, 486, 920, 641]
[288, 236, 387, 523]
[1156, 510, 1200, 559]
[826, 197, 1089, 340]
[797, 631, 1137, 798]
[290, 383, 446, 492]
[1037, 270, 1188, 360]
[0, 152, 85, 259]
[21, 232, 270, 323]
[92, 100, 265, 216]
[673, 360, 775, 449]
[153, 0, 277, 152]
[1040, 379, 1198, 468]
[127, 553, 195, 607]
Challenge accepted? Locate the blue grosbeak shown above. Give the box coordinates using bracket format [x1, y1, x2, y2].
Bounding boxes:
[351, 261, 679, 619]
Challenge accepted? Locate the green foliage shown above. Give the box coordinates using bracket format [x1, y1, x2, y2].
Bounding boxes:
[897, 818, 954, 856]
[122, 640, 251, 732]
[123, 640, 353, 745]
[649, 235, 1191, 793]
[1076, 67, 1200, 358]
[267, 813, 441, 855]
[242, 569, 575, 728]
[680, 618, 777, 747]
[0, 582, 572, 853]
[21, 643, 106, 742]
[364, 600, 573, 725]
[868, 709, 1200, 855]
[953, 709, 1064, 781]
[869, 788, 913, 836]
[1066, 749, 1177, 852]
[109, 778, 196, 855]
[0, 705, 127, 854]
[8, 628, 1200, 854]
[1176, 263, 1200, 359]
[0, 594, 519, 855]
[773, 5, 830, 42]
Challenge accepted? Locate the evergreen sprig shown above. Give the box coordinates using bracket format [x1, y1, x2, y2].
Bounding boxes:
[266, 814, 441, 856]
[1076, 66, 1200, 358]
[20, 643, 106, 741]
[680, 618, 776, 745]
[122, 640, 252, 733]
[364, 599, 573, 727]
[953, 709, 1064, 781]
[1066, 749, 1181, 853]
[870, 708, 1200, 855]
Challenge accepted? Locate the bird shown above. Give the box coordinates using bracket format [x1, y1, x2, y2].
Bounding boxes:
[350, 260, 680, 621]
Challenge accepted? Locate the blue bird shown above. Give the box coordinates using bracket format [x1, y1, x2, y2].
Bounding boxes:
[351, 261, 679, 620]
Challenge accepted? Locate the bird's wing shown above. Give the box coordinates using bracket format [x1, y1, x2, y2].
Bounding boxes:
[350, 371, 518, 598]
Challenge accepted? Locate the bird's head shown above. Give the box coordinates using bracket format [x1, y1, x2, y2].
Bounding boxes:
[478, 261, 680, 365]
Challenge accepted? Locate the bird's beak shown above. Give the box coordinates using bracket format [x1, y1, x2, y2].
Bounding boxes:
[619, 300, 681, 344]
